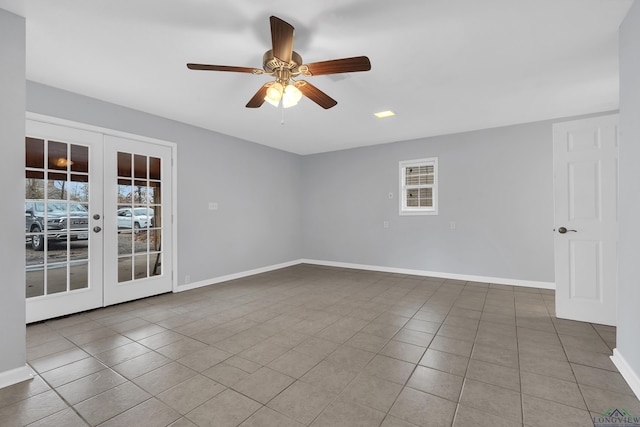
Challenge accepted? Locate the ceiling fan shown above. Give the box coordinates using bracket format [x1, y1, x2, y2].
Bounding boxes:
[187, 16, 371, 109]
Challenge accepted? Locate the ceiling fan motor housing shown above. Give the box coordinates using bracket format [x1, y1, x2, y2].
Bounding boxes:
[263, 49, 303, 78]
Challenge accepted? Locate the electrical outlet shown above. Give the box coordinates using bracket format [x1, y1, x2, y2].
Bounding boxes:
[185, 275, 191, 284]
[383, 221, 389, 228]
[450, 221, 456, 230]
[208, 202, 218, 210]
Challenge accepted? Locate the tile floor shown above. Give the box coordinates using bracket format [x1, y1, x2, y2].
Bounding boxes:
[1, 264, 638, 426]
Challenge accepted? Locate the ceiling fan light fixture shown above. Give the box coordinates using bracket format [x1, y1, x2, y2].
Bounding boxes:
[374, 110, 396, 119]
[265, 82, 284, 106]
[282, 84, 303, 108]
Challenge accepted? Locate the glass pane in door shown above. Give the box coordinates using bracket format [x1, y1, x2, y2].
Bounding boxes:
[116, 152, 163, 283]
[25, 137, 90, 298]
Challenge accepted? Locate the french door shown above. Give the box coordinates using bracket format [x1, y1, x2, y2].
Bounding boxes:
[25, 119, 174, 323]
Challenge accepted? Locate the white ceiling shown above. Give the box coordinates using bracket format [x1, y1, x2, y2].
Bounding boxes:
[0, 0, 633, 155]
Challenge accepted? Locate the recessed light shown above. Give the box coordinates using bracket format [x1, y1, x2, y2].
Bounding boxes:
[374, 110, 395, 119]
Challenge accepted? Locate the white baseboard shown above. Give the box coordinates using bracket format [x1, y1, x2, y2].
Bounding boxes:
[611, 348, 640, 400]
[300, 259, 556, 289]
[0, 365, 34, 390]
[175, 258, 555, 293]
[174, 260, 303, 292]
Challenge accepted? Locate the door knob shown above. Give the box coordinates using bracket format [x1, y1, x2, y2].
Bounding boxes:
[93, 226, 102, 233]
[93, 214, 101, 220]
[557, 227, 577, 234]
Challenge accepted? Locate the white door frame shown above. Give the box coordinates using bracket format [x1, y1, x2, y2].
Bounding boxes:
[26, 112, 178, 313]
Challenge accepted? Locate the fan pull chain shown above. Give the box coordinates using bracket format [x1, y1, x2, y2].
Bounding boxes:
[281, 103, 285, 125]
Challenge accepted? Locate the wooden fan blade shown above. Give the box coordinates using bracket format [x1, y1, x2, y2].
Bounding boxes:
[270, 16, 294, 64]
[187, 63, 260, 74]
[295, 81, 337, 109]
[246, 83, 270, 108]
[303, 56, 371, 76]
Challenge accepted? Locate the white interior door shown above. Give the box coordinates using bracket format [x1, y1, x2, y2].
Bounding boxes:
[25, 118, 175, 322]
[103, 135, 173, 306]
[553, 114, 618, 326]
[25, 120, 104, 323]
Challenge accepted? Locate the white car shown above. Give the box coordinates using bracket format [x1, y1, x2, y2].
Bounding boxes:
[117, 207, 153, 229]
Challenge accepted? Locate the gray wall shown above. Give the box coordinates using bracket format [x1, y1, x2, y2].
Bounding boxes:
[618, 0, 640, 388]
[0, 9, 26, 375]
[301, 121, 558, 283]
[27, 82, 302, 286]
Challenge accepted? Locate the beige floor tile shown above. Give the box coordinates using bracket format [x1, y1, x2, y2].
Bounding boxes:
[0, 376, 50, 409]
[168, 417, 198, 426]
[389, 387, 457, 427]
[267, 349, 323, 378]
[27, 337, 76, 361]
[360, 322, 401, 339]
[99, 397, 181, 427]
[522, 394, 594, 427]
[29, 347, 91, 374]
[157, 374, 226, 414]
[380, 340, 426, 364]
[326, 345, 376, 371]
[363, 354, 415, 385]
[111, 351, 171, 380]
[56, 369, 127, 405]
[428, 336, 473, 357]
[459, 378, 522, 423]
[293, 337, 340, 358]
[571, 364, 636, 396]
[202, 362, 249, 387]
[65, 327, 118, 346]
[407, 366, 464, 402]
[267, 381, 336, 425]
[301, 360, 359, 394]
[453, 404, 521, 427]
[133, 362, 197, 395]
[564, 346, 617, 371]
[419, 349, 469, 377]
[224, 355, 262, 373]
[17, 268, 631, 427]
[339, 374, 403, 412]
[80, 335, 134, 356]
[73, 382, 150, 426]
[27, 407, 87, 427]
[0, 390, 68, 427]
[137, 330, 185, 350]
[471, 343, 519, 369]
[40, 357, 107, 388]
[394, 329, 435, 347]
[579, 383, 640, 415]
[239, 406, 304, 427]
[380, 414, 421, 427]
[465, 359, 520, 392]
[176, 346, 232, 372]
[311, 399, 386, 427]
[186, 389, 261, 427]
[94, 342, 152, 366]
[156, 338, 209, 360]
[232, 367, 295, 404]
[518, 352, 575, 382]
[238, 340, 290, 365]
[344, 332, 388, 353]
[521, 371, 585, 409]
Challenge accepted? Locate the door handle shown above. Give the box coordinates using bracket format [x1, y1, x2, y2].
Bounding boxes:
[556, 227, 577, 234]
[93, 226, 102, 233]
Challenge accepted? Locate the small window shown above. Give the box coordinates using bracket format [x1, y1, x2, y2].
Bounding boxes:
[399, 158, 438, 215]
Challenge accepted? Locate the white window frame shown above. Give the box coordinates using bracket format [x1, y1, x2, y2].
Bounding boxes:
[399, 157, 438, 215]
